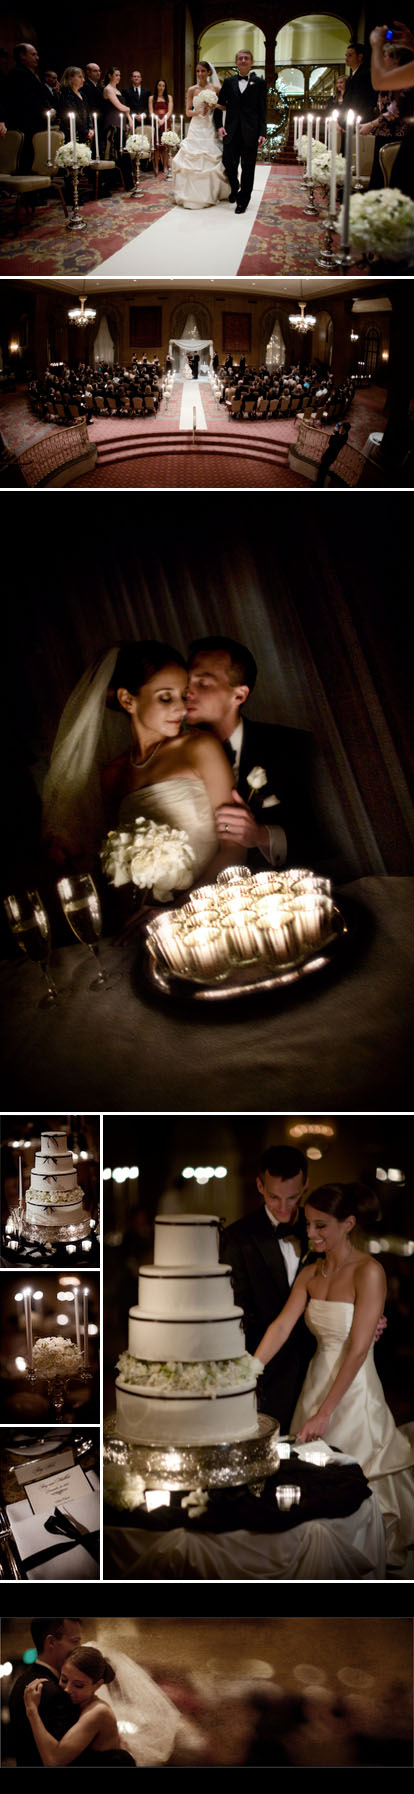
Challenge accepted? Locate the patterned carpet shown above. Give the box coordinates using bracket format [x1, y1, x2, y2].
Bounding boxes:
[71, 448, 306, 488]
[0, 161, 366, 276]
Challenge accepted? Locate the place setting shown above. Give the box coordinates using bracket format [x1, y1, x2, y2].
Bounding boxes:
[0, 1427, 100, 1579]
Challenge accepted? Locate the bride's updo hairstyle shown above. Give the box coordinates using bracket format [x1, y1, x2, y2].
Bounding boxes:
[108, 641, 186, 709]
[65, 1646, 116, 1686]
[308, 1182, 382, 1232]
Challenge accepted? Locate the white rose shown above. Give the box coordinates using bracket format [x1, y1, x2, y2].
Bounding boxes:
[247, 766, 268, 791]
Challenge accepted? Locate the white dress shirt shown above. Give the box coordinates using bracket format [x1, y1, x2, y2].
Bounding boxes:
[265, 1202, 301, 1286]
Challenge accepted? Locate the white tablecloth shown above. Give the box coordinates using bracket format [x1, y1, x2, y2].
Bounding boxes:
[104, 1451, 386, 1581]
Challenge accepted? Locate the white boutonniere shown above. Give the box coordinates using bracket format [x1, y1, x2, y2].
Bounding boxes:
[246, 767, 280, 811]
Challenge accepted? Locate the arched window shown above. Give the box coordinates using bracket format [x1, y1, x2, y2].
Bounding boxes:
[364, 327, 381, 376]
[266, 320, 286, 368]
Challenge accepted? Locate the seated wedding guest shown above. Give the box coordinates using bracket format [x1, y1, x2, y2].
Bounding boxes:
[186, 633, 324, 868]
[9, 1617, 83, 1765]
[58, 67, 93, 143]
[149, 76, 173, 174]
[5, 42, 55, 169]
[221, 1145, 315, 1432]
[370, 22, 414, 196]
[101, 67, 132, 157]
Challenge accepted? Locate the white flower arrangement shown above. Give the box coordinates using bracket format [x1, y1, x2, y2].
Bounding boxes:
[101, 817, 195, 901]
[181, 1487, 210, 1518]
[298, 143, 347, 181]
[55, 142, 92, 168]
[28, 1187, 80, 1206]
[338, 187, 414, 261]
[194, 88, 218, 111]
[161, 129, 180, 147]
[32, 1336, 83, 1378]
[125, 134, 150, 157]
[116, 1352, 264, 1393]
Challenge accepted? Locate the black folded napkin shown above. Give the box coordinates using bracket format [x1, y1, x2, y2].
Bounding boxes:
[105, 1457, 372, 1535]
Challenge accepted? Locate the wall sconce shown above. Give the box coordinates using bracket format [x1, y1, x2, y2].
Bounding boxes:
[9, 339, 20, 354]
[381, 350, 389, 362]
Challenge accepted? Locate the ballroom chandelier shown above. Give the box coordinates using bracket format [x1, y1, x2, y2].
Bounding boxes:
[288, 298, 316, 333]
[68, 294, 97, 326]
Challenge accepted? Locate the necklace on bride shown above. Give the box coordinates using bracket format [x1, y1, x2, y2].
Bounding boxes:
[130, 739, 163, 771]
[320, 1248, 354, 1280]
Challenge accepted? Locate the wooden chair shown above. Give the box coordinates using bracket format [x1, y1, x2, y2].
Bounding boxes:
[379, 142, 401, 186]
[0, 130, 68, 219]
[107, 395, 118, 413]
[227, 396, 242, 418]
[132, 395, 143, 414]
[68, 402, 80, 421]
[32, 131, 68, 214]
[279, 393, 291, 416]
[244, 397, 256, 418]
[268, 397, 280, 416]
[144, 395, 157, 414]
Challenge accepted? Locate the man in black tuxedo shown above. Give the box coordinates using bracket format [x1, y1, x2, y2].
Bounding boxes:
[6, 42, 56, 170]
[82, 62, 103, 119]
[192, 351, 200, 379]
[186, 634, 324, 869]
[221, 1146, 315, 1431]
[9, 1615, 82, 1765]
[217, 49, 266, 212]
[339, 41, 376, 124]
[122, 68, 150, 117]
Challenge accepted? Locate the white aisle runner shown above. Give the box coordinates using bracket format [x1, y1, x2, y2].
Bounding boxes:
[179, 380, 207, 431]
[94, 165, 270, 277]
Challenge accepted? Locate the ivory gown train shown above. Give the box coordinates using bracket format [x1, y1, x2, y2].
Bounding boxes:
[291, 1299, 414, 1571]
[171, 94, 230, 210]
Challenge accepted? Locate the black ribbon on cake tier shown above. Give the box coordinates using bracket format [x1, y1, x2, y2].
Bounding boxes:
[105, 1458, 372, 1534]
[19, 1506, 100, 1572]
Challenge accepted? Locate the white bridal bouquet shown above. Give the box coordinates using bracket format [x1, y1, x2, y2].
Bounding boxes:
[125, 134, 150, 157]
[161, 129, 180, 147]
[339, 188, 414, 262]
[194, 88, 218, 110]
[55, 142, 92, 168]
[100, 816, 195, 901]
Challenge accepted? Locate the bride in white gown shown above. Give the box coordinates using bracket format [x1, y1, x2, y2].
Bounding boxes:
[254, 1183, 414, 1573]
[171, 60, 230, 210]
[42, 641, 240, 887]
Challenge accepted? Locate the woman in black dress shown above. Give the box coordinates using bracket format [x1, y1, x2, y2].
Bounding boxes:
[58, 66, 93, 144]
[23, 1648, 136, 1765]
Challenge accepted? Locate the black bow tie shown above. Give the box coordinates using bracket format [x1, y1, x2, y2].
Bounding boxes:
[273, 1221, 303, 1241]
[223, 739, 236, 768]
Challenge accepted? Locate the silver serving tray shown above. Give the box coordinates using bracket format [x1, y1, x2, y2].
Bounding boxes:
[144, 905, 347, 1003]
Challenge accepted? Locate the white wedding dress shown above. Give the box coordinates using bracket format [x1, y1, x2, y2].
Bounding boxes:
[171, 89, 230, 209]
[291, 1300, 414, 1572]
[118, 775, 218, 886]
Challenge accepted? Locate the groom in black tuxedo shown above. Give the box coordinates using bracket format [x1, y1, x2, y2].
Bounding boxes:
[186, 634, 324, 870]
[9, 1616, 82, 1765]
[217, 50, 267, 212]
[221, 1146, 316, 1431]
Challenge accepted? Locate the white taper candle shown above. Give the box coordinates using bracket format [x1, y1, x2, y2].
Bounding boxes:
[341, 108, 354, 246]
[307, 115, 313, 175]
[74, 1287, 82, 1351]
[330, 110, 338, 215]
[23, 1288, 33, 1368]
[83, 1289, 89, 1365]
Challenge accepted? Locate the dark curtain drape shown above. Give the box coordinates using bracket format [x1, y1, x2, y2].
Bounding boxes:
[3, 496, 413, 883]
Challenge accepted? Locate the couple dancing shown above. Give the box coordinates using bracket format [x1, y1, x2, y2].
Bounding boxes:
[11, 1618, 179, 1766]
[171, 49, 266, 213]
[224, 1155, 414, 1573]
[42, 634, 319, 877]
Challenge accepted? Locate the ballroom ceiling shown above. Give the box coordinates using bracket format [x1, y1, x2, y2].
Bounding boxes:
[25, 276, 378, 300]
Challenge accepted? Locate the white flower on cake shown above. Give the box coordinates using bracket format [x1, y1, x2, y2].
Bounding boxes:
[181, 1487, 210, 1517]
[28, 1188, 80, 1206]
[116, 1352, 264, 1393]
[55, 143, 92, 168]
[125, 134, 150, 157]
[101, 818, 195, 901]
[32, 1337, 83, 1377]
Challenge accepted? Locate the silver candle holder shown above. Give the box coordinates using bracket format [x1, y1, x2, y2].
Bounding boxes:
[317, 209, 338, 267]
[303, 175, 320, 216]
[67, 163, 86, 230]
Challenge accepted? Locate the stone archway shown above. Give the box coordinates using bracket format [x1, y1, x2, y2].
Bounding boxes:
[198, 18, 266, 79]
[275, 13, 351, 105]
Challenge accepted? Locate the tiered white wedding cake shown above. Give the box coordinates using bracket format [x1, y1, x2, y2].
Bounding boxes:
[115, 1214, 262, 1445]
[26, 1129, 85, 1229]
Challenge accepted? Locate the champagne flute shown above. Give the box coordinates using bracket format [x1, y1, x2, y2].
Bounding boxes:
[57, 873, 109, 989]
[4, 890, 58, 1006]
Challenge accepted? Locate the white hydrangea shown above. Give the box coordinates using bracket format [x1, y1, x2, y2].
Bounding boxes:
[55, 143, 92, 168]
[116, 1352, 263, 1393]
[125, 135, 150, 157]
[32, 1336, 83, 1378]
[340, 188, 414, 261]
